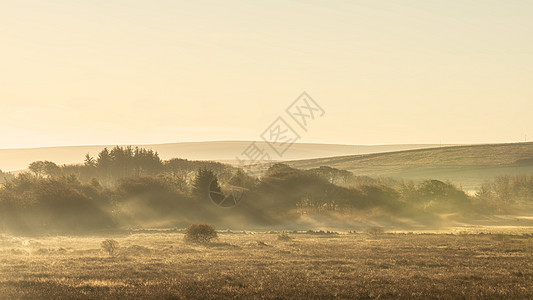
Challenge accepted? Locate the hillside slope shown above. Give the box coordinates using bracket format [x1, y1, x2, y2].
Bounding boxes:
[283, 142, 533, 191]
[0, 141, 448, 171]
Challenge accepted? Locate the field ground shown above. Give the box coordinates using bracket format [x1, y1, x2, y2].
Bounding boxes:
[1, 229, 532, 299]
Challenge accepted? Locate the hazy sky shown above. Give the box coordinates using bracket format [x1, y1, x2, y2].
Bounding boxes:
[1, 0, 532, 148]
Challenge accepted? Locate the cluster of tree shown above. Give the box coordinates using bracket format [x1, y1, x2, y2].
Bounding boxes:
[162, 159, 234, 194]
[23, 147, 164, 184]
[0, 172, 218, 234]
[1, 149, 531, 235]
[25, 147, 235, 186]
[475, 175, 533, 213]
[308, 166, 353, 184]
[0, 151, 253, 234]
[242, 164, 473, 225]
[164, 158, 230, 176]
[89, 146, 164, 180]
[29, 161, 61, 177]
[0, 169, 14, 183]
[0, 174, 114, 234]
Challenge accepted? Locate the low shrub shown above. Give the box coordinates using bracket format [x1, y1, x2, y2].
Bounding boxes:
[184, 224, 218, 244]
[365, 226, 385, 235]
[277, 232, 292, 241]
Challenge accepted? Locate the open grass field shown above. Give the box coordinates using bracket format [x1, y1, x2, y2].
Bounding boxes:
[282, 142, 533, 191]
[1, 230, 532, 299]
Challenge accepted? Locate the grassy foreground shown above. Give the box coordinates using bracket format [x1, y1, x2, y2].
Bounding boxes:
[1, 231, 532, 299]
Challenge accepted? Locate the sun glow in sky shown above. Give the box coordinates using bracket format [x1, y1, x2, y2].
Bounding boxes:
[1, 0, 532, 148]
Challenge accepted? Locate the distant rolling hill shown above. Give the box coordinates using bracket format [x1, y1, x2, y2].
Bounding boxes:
[0, 141, 450, 172]
[282, 142, 533, 191]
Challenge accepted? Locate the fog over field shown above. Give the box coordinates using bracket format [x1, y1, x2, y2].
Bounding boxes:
[1, 0, 533, 299]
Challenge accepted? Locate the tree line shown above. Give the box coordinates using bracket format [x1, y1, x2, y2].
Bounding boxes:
[0, 147, 532, 235]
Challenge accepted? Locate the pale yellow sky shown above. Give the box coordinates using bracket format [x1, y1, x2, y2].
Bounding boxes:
[1, 0, 532, 148]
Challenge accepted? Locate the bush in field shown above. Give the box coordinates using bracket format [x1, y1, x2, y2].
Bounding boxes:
[184, 224, 218, 244]
[101, 239, 119, 256]
[365, 226, 385, 235]
[491, 234, 511, 242]
[277, 232, 292, 241]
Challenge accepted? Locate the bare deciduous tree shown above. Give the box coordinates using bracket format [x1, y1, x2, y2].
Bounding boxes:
[101, 239, 119, 256]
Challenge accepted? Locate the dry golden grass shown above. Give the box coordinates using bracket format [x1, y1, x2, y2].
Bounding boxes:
[0, 231, 532, 299]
